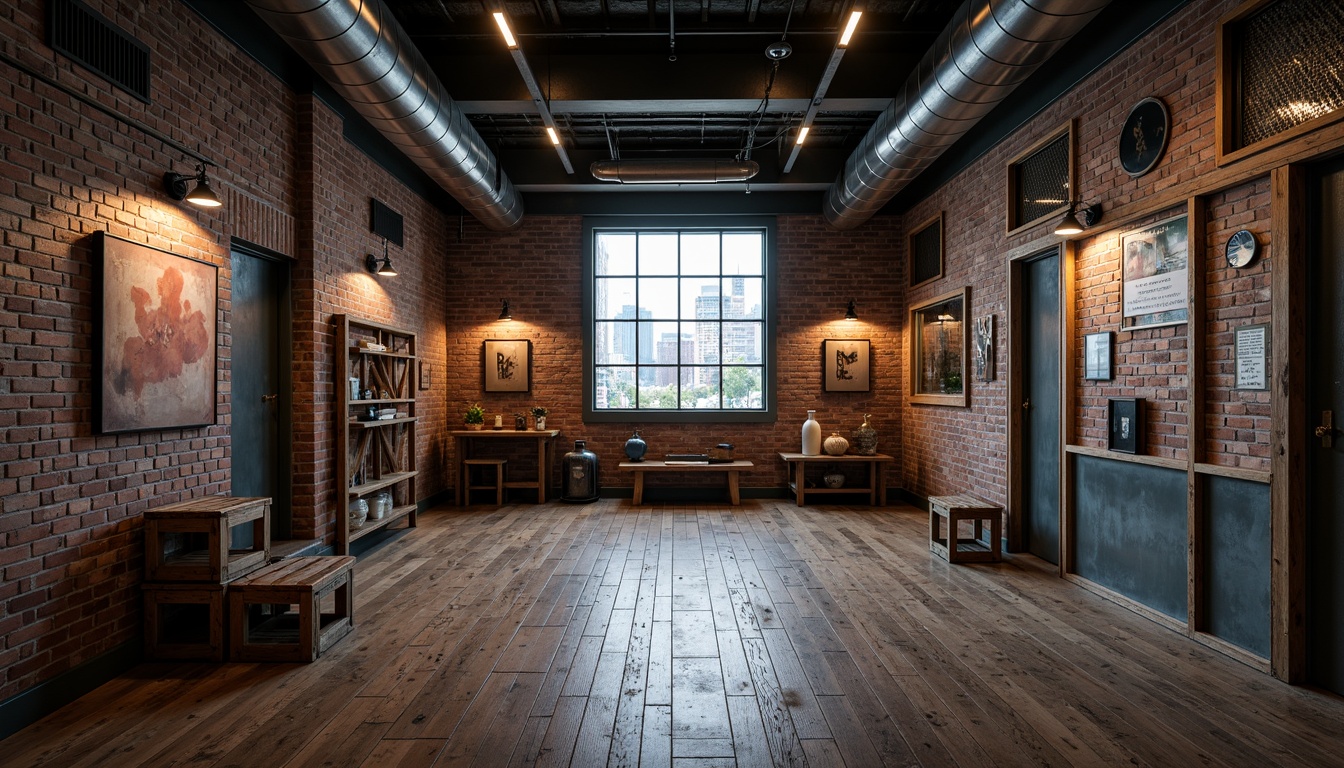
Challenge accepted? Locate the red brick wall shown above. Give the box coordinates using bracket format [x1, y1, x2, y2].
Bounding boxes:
[0, 0, 454, 701]
[444, 214, 905, 490]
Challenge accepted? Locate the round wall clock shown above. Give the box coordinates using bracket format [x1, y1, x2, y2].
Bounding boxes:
[1119, 97, 1170, 177]
[1225, 229, 1259, 268]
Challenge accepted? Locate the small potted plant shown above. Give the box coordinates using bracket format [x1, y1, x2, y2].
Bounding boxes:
[463, 403, 485, 430]
[531, 406, 548, 430]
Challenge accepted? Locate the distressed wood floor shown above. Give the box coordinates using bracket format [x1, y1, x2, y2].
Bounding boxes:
[6, 500, 1344, 767]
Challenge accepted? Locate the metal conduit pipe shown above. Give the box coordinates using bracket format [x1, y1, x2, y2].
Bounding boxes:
[245, 0, 523, 231]
[823, 0, 1112, 230]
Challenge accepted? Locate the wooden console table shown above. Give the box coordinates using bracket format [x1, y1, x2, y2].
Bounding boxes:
[620, 460, 753, 505]
[778, 453, 893, 506]
[453, 429, 560, 505]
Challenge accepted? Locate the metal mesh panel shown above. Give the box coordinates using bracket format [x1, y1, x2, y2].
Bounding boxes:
[910, 218, 942, 287]
[1238, 0, 1344, 147]
[1012, 133, 1069, 228]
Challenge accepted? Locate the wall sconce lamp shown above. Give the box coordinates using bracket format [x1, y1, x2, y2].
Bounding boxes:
[1054, 201, 1102, 235]
[844, 299, 858, 320]
[498, 299, 512, 321]
[365, 238, 398, 276]
[163, 163, 222, 208]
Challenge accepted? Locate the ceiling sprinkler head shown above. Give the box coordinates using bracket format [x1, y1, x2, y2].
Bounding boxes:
[764, 40, 792, 60]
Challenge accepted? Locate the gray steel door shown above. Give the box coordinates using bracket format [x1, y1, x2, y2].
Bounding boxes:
[230, 245, 292, 541]
[1308, 159, 1344, 694]
[1023, 250, 1061, 564]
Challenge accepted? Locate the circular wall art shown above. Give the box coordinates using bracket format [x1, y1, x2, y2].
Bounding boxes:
[1119, 97, 1170, 177]
[1225, 229, 1259, 268]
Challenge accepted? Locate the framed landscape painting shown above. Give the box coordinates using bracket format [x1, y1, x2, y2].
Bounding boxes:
[97, 232, 217, 433]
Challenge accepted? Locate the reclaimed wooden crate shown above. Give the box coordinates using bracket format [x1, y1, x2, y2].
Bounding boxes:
[929, 493, 1003, 564]
[142, 583, 226, 662]
[144, 496, 271, 583]
[228, 556, 356, 663]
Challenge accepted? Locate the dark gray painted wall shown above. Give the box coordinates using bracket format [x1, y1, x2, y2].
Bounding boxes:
[1073, 455, 1187, 620]
[1204, 475, 1271, 658]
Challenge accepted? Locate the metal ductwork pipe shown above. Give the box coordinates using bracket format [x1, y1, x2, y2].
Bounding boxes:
[824, 0, 1112, 230]
[590, 159, 761, 184]
[245, 0, 523, 231]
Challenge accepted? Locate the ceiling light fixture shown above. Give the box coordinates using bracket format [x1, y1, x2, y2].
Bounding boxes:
[163, 163, 223, 208]
[590, 159, 760, 184]
[844, 299, 858, 320]
[546, 126, 560, 145]
[782, 9, 862, 174]
[498, 299, 512, 321]
[365, 238, 398, 276]
[492, 12, 517, 48]
[1054, 201, 1103, 236]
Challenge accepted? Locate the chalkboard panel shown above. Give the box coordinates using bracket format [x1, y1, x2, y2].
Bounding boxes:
[1205, 475, 1271, 657]
[1073, 455, 1187, 620]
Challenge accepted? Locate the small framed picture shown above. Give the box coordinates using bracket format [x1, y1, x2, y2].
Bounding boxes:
[822, 339, 871, 392]
[418, 360, 431, 390]
[974, 314, 995, 382]
[483, 339, 531, 392]
[1107, 397, 1144, 454]
[1083, 332, 1112, 381]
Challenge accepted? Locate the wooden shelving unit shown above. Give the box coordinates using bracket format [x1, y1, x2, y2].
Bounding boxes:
[335, 315, 418, 554]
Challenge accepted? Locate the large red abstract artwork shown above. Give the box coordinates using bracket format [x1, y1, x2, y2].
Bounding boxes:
[98, 232, 216, 433]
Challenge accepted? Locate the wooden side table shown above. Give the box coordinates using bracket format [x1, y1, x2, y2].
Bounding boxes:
[777, 453, 893, 506]
[928, 493, 1002, 564]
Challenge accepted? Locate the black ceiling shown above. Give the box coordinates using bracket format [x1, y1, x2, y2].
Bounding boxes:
[383, 0, 962, 192]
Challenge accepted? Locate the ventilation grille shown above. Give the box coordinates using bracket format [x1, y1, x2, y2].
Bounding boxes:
[909, 216, 943, 288]
[47, 0, 151, 103]
[1011, 133, 1070, 229]
[1237, 0, 1344, 148]
[370, 199, 404, 246]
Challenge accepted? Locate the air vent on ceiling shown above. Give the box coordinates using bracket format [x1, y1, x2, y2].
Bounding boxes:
[47, 0, 151, 103]
[370, 199, 404, 247]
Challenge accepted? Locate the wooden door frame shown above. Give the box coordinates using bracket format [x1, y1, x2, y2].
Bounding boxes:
[1007, 239, 1074, 572]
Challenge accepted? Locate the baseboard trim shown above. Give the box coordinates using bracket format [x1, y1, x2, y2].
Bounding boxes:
[0, 639, 140, 740]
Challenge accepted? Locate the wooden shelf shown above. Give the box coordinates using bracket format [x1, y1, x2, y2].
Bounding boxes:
[335, 314, 418, 555]
[348, 471, 418, 498]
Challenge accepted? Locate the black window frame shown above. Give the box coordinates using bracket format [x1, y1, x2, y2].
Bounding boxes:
[582, 215, 778, 423]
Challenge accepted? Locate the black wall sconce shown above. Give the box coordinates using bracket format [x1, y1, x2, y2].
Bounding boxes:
[844, 298, 858, 320]
[365, 238, 397, 277]
[163, 163, 222, 208]
[1055, 201, 1102, 235]
[498, 299, 512, 321]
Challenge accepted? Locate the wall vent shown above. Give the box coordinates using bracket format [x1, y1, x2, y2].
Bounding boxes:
[370, 199, 404, 247]
[47, 0, 151, 104]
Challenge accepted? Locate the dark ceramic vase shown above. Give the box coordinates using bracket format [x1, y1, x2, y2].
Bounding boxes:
[624, 429, 647, 462]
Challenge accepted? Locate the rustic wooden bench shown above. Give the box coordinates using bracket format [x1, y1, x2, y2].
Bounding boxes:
[228, 555, 356, 662]
[928, 493, 1002, 564]
[619, 460, 754, 505]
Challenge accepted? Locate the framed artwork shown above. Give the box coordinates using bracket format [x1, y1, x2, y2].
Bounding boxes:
[1083, 332, 1113, 381]
[974, 314, 995, 382]
[908, 213, 944, 288]
[1234, 323, 1270, 391]
[418, 360, 431, 390]
[822, 339, 871, 392]
[97, 232, 217, 434]
[483, 339, 531, 392]
[1118, 97, 1170, 177]
[910, 287, 970, 406]
[1108, 397, 1144, 454]
[1122, 213, 1189, 329]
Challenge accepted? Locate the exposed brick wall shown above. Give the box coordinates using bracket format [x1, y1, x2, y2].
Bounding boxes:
[0, 0, 454, 702]
[444, 214, 905, 491]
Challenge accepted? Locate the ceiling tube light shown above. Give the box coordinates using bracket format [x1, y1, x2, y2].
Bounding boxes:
[796, 126, 810, 146]
[1054, 201, 1102, 236]
[163, 163, 223, 208]
[839, 10, 863, 47]
[492, 12, 517, 48]
[590, 159, 760, 184]
[545, 126, 560, 145]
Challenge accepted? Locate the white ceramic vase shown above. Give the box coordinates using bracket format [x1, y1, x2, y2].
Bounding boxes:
[802, 410, 821, 455]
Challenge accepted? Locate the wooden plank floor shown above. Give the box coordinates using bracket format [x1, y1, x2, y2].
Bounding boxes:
[7, 500, 1344, 767]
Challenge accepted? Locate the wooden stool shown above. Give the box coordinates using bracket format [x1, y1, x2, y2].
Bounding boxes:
[143, 583, 226, 661]
[144, 496, 271, 583]
[228, 556, 355, 662]
[929, 493, 1002, 564]
[464, 458, 507, 504]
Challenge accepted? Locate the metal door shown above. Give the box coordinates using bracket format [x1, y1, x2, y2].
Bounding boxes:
[229, 244, 292, 540]
[1307, 159, 1344, 694]
[1022, 249, 1062, 564]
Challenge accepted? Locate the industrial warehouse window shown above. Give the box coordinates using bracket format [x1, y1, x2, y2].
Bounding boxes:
[582, 216, 777, 423]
